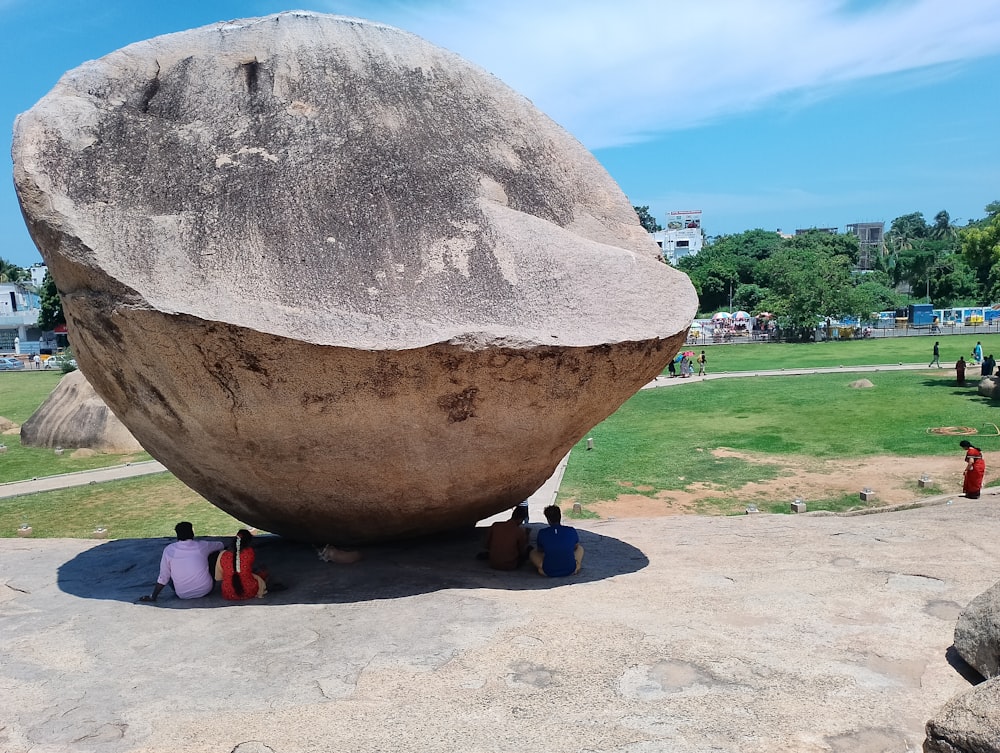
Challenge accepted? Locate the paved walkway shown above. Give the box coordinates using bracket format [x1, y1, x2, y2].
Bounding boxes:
[0, 459, 168, 499]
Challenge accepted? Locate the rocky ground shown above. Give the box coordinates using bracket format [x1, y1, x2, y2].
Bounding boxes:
[2, 494, 998, 753]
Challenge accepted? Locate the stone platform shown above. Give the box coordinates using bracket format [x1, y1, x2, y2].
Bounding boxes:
[2, 498, 998, 752]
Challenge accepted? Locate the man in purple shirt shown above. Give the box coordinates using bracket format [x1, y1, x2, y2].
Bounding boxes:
[529, 505, 584, 577]
[139, 522, 224, 602]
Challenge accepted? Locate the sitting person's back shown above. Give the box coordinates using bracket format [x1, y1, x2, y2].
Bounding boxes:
[216, 529, 268, 600]
[485, 506, 530, 570]
[530, 505, 584, 577]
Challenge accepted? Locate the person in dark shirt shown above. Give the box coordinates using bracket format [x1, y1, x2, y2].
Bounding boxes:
[485, 506, 530, 570]
[529, 505, 583, 577]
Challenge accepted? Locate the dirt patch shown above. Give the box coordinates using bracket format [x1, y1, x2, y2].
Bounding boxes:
[586, 449, 971, 518]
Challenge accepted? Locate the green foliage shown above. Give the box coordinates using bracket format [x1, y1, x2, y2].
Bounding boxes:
[0, 258, 28, 283]
[680, 229, 782, 312]
[889, 212, 928, 250]
[680, 228, 899, 324]
[759, 244, 855, 339]
[960, 208, 1000, 301]
[633, 205, 662, 233]
[37, 270, 64, 331]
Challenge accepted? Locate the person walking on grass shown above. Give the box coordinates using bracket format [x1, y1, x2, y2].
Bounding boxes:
[929, 341, 941, 368]
[956, 356, 967, 386]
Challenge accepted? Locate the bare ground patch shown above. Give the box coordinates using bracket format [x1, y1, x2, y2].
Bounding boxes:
[586, 449, 969, 518]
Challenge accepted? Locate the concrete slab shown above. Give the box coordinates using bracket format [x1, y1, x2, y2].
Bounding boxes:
[3, 499, 998, 752]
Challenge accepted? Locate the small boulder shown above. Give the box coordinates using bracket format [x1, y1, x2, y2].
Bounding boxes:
[954, 581, 1000, 680]
[849, 379, 875, 389]
[19, 370, 143, 453]
[977, 376, 999, 398]
[924, 678, 1000, 753]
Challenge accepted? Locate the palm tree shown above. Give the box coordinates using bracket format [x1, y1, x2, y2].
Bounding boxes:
[930, 210, 957, 243]
[0, 258, 28, 283]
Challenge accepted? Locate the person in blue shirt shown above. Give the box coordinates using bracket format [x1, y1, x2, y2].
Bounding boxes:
[529, 505, 584, 577]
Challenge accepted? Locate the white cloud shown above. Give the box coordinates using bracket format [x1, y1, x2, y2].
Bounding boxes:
[323, 0, 1000, 148]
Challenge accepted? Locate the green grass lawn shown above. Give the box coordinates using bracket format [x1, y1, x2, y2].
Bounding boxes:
[559, 368, 999, 515]
[3, 336, 998, 537]
[1, 473, 246, 539]
[0, 370, 63, 422]
[0, 371, 152, 483]
[690, 333, 995, 373]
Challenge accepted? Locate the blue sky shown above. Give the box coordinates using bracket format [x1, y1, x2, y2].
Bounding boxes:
[2, 0, 999, 266]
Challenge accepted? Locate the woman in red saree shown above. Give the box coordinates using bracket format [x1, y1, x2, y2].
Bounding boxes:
[215, 529, 268, 600]
[960, 440, 985, 499]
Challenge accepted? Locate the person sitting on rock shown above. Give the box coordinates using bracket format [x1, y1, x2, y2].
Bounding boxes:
[484, 505, 530, 570]
[139, 521, 224, 602]
[529, 505, 584, 577]
[215, 529, 270, 600]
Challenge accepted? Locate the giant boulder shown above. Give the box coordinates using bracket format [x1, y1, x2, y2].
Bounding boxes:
[12, 12, 697, 543]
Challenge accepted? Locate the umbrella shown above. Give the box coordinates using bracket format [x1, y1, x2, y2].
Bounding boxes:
[683, 351, 695, 357]
[711, 311, 732, 321]
[734, 310, 751, 320]
[756, 311, 773, 318]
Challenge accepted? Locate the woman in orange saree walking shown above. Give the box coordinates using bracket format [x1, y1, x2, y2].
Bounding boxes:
[960, 440, 985, 499]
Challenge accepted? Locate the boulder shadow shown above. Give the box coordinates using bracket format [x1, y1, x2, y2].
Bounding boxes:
[57, 525, 649, 607]
[945, 644, 986, 685]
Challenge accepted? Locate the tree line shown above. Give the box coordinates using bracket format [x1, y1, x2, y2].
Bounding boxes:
[635, 202, 1000, 341]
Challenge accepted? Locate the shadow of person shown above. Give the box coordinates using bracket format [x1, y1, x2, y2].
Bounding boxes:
[57, 525, 649, 607]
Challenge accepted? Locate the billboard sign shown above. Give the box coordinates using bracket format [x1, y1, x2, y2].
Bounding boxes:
[666, 210, 702, 231]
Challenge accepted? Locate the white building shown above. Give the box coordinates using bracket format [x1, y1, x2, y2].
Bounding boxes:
[0, 282, 41, 353]
[650, 210, 704, 265]
[29, 264, 47, 288]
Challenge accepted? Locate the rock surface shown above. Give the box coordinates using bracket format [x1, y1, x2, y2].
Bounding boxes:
[2, 499, 999, 753]
[954, 580, 1000, 679]
[20, 370, 143, 452]
[924, 678, 1000, 753]
[12, 12, 696, 543]
[978, 376, 999, 398]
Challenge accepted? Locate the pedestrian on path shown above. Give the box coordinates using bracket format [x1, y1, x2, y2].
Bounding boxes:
[697, 350, 707, 376]
[960, 440, 986, 499]
[929, 341, 941, 368]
